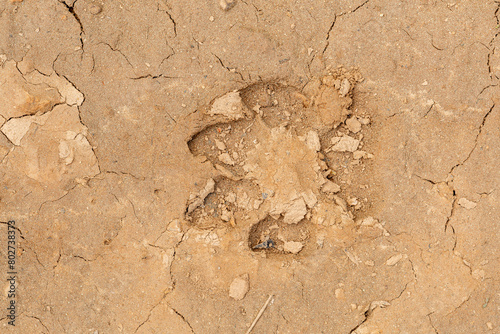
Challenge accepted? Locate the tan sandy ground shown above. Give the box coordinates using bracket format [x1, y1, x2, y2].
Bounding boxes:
[0, 0, 499, 333]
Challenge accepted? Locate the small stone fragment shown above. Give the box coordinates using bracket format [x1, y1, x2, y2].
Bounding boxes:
[316, 233, 325, 248]
[339, 78, 351, 97]
[236, 191, 250, 209]
[472, 269, 485, 281]
[187, 178, 215, 214]
[386, 253, 403, 266]
[344, 249, 360, 265]
[219, 0, 236, 11]
[283, 241, 304, 254]
[215, 139, 226, 150]
[359, 216, 377, 227]
[206, 231, 221, 246]
[358, 117, 370, 125]
[321, 180, 341, 194]
[218, 152, 235, 165]
[215, 164, 241, 180]
[369, 300, 391, 310]
[301, 190, 318, 208]
[458, 198, 477, 209]
[346, 117, 362, 133]
[335, 288, 345, 299]
[347, 197, 358, 206]
[329, 135, 360, 152]
[334, 195, 348, 212]
[221, 209, 232, 222]
[229, 274, 249, 300]
[89, 4, 102, 15]
[311, 201, 344, 226]
[226, 192, 236, 203]
[353, 150, 373, 160]
[208, 91, 246, 120]
[305, 130, 321, 151]
[283, 197, 307, 224]
[353, 150, 363, 160]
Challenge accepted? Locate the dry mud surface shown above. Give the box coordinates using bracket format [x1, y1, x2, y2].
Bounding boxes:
[1, 1, 499, 333]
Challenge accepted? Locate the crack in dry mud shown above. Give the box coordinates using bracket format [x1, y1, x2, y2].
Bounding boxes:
[52, 250, 62, 270]
[349, 281, 411, 334]
[156, 2, 177, 37]
[58, 0, 84, 51]
[98, 42, 134, 67]
[134, 292, 169, 333]
[427, 313, 439, 334]
[488, 2, 500, 79]
[170, 306, 195, 334]
[322, 15, 337, 55]
[36, 183, 79, 215]
[212, 52, 245, 81]
[322, 0, 371, 55]
[2, 1, 499, 332]
[26, 315, 50, 333]
[449, 103, 495, 177]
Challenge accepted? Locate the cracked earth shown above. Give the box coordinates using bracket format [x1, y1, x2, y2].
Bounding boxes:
[1, 0, 500, 333]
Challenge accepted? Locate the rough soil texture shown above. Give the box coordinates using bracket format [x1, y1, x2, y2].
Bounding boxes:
[1, 0, 499, 333]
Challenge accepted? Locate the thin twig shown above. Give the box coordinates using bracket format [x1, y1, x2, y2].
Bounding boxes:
[245, 294, 274, 334]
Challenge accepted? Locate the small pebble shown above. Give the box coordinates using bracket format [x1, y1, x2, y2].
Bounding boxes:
[219, 0, 236, 11]
[218, 153, 235, 165]
[229, 274, 250, 300]
[339, 78, 351, 97]
[215, 139, 226, 150]
[386, 253, 403, 266]
[347, 197, 358, 206]
[359, 216, 377, 227]
[358, 117, 370, 125]
[89, 4, 102, 15]
[334, 288, 345, 299]
[283, 241, 303, 254]
[458, 198, 477, 210]
[321, 181, 341, 194]
[346, 117, 362, 133]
